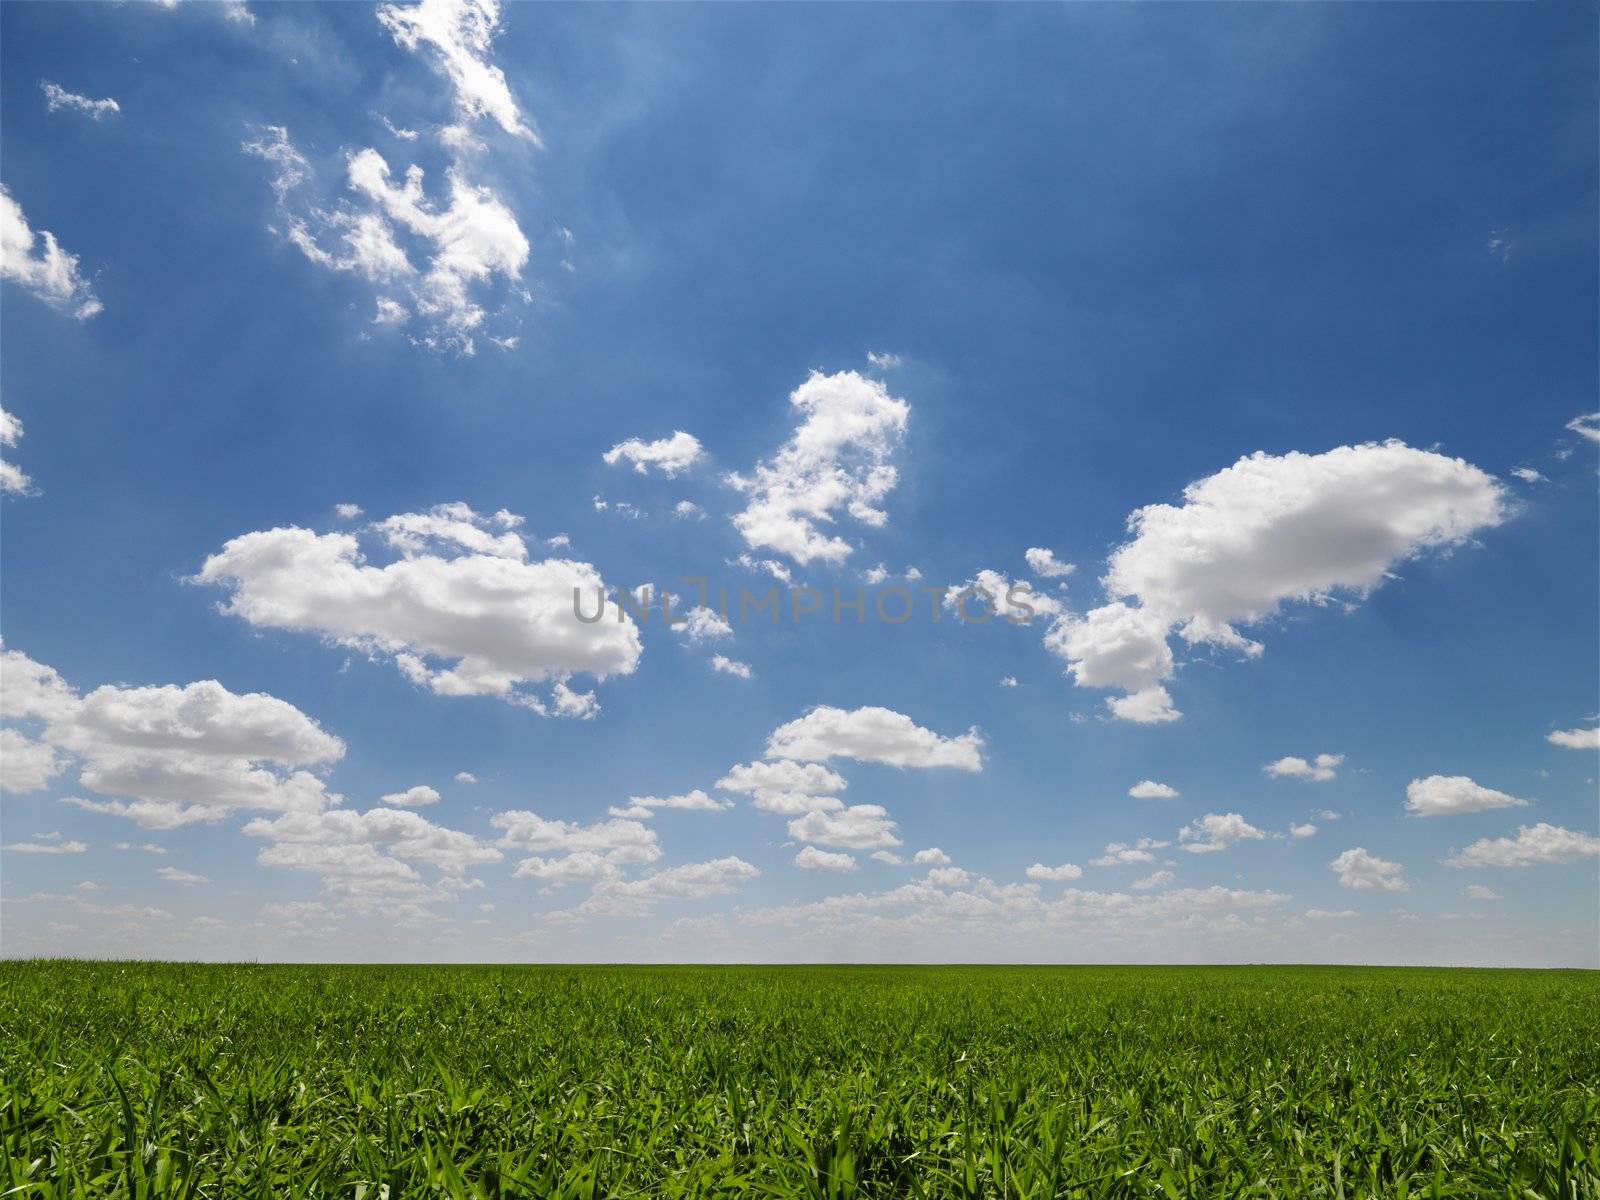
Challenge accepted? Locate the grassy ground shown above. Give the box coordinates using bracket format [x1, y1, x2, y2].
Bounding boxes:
[0, 962, 1595, 1197]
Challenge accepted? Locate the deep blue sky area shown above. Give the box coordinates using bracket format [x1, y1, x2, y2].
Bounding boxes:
[1, 2, 1595, 963]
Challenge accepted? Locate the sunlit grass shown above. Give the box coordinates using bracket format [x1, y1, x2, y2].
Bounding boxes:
[1, 962, 1595, 1197]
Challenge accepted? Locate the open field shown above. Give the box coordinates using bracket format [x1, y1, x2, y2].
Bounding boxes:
[1, 963, 1595, 1198]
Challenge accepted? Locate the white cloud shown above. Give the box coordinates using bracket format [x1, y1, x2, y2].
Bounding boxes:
[1088, 837, 1169, 867]
[157, 866, 210, 885]
[1548, 724, 1599, 751]
[787, 805, 901, 850]
[0, 406, 32, 495]
[794, 845, 856, 871]
[565, 857, 758, 918]
[1131, 869, 1174, 891]
[1264, 753, 1343, 782]
[602, 431, 703, 478]
[925, 866, 970, 887]
[1050, 443, 1506, 720]
[1463, 884, 1502, 900]
[675, 607, 732, 642]
[709, 655, 752, 679]
[1024, 548, 1075, 579]
[1329, 847, 1407, 892]
[1, 185, 102, 319]
[493, 809, 659, 887]
[1566, 413, 1599, 444]
[606, 790, 729, 820]
[1288, 822, 1317, 839]
[1303, 908, 1358, 920]
[2, 647, 344, 829]
[41, 82, 120, 120]
[1444, 823, 1600, 868]
[866, 351, 902, 370]
[729, 370, 909, 565]
[1, 728, 63, 793]
[1025, 862, 1083, 881]
[1179, 813, 1265, 854]
[381, 785, 441, 807]
[2, 839, 87, 854]
[716, 760, 845, 814]
[912, 848, 951, 865]
[196, 504, 639, 714]
[998, 676, 1018, 689]
[1404, 775, 1530, 818]
[377, 0, 536, 141]
[1128, 780, 1178, 800]
[869, 850, 902, 865]
[334, 503, 364, 520]
[454, 771, 478, 784]
[673, 500, 705, 520]
[1510, 467, 1545, 484]
[764, 706, 983, 771]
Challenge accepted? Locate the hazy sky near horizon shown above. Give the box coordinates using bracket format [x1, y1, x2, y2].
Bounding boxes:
[2, 1, 1596, 965]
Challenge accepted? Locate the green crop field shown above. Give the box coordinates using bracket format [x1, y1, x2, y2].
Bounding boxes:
[1, 963, 1595, 1198]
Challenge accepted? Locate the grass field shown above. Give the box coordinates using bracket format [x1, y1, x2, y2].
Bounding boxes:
[1, 963, 1595, 1198]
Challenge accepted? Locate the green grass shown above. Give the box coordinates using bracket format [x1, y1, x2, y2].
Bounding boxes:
[0, 963, 1595, 1198]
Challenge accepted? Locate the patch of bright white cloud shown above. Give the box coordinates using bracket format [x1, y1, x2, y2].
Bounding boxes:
[1510, 467, 1545, 484]
[716, 760, 845, 815]
[1329, 847, 1407, 892]
[2, 647, 343, 829]
[912, 848, 950, 866]
[0, 185, 102, 319]
[1179, 813, 1265, 855]
[1128, 780, 1178, 800]
[602, 431, 703, 478]
[794, 845, 856, 872]
[0, 407, 32, 495]
[865, 351, 902, 370]
[157, 866, 210, 885]
[1404, 775, 1530, 818]
[492, 809, 660, 884]
[729, 371, 909, 565]
[1444, 823, 1600, 868]
[673, 501, 705, 520]
[1566, 413, 1600, 444]
[764, 705, 983, 771]
[787, 805, 901, 850]
[1547, 724, 1600, 750]
[1049, 443, 1506, 721]
[1288, 822, 1317, 839]
[454, 771, 477, 784]
[1264, 753, 1344, 782]
[925, 866, 970, 887]
[606, 790, 729, 820]
[998, 676, 1018, 689]
[0, 728, 61, 793]
[1131, 869, 1174, 891]
[1025, 862, 1083, 881]
[195, 504, 639, 715]
[563, 857, 758, 918]
[1024, 548, 1075, 579]
[1088, 837, 1169, 867]
[675, 607, 732, 642]
[710, 655, 752, 679]
[869, 850, 902, 865]
[377, 0, 536, 141]
[41, 82, 120, 120]
[380, 785, 441, 807]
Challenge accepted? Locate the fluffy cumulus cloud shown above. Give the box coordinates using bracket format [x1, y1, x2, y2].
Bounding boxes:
[1404, 775, 1530, 818]
[245, 806, 500, 893]
[912, 848, 951, 866]
[1264, 753, 1343, 782]
[1463, 884, 1502, 901]
[729, 371, 909, 565]
[1547, 723, 1599, 750]
[561, 857, 759, 919]
[787, 805, 901, 850]
[1047, 443, 1506, 721]
[764, 706, 983, 771]
[794, 845, 856, 872]
[710, 655, 752, 679]
[196, 504, 640, 716]
[377, 0, 536, 141]
[1026, 862, 1083, 881]
[1, 646, 343, 828]
[41, 82, 120, 120]
[245, 0, 533, 358]
[606, 790, 729, 820]
[492, 809, 660, 886]
[0, 407, 31, 496]
[1329, 847, 1407, 892]
[675, 607, 733, 642]
[1443, 823, 1600, 868]
[1024, 548, 1075, 579]
[1179, 813, 1265, 854]
[381, 785, 441, 807]
[1088, 837, 1169, 867]
[715, 760, 846, 814]
[602, 431, 703, 478]
[1128, 779, 1178, 800]
[1, 185, 102, 319]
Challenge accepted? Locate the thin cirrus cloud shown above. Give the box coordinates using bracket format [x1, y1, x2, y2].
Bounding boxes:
[1404, 775, 1530, 818]
[728, 370, 910, 566]
[1041, 442, 1506, 723]
[195, 503, 640, 717]
[794, 845, 856, 872]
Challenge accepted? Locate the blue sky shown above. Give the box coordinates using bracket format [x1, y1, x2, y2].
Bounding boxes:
[2, 0, 1596, 964]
